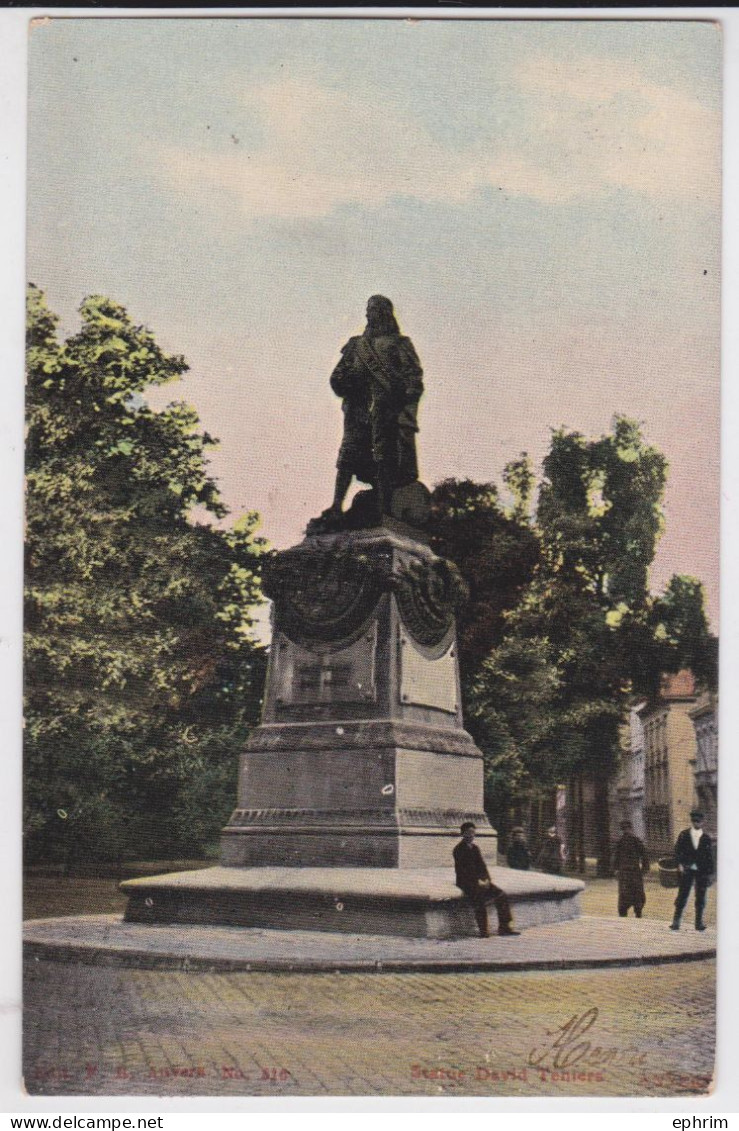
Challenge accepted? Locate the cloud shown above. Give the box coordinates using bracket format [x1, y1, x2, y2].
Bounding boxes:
[154, 62, 720, 219]
[158, 77, 480, 219]
[504, 55, 721, 205]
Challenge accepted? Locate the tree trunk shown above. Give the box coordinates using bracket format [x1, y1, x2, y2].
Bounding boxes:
[576, 771, 586, 873]
[594, 773, 612, 877]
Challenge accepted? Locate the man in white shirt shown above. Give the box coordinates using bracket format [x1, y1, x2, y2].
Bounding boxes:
[670, 809, 715, 932]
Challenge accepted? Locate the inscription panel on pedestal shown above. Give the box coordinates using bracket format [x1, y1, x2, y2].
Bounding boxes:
[271, 625, 377, 707]
[398, 630, 458, 714]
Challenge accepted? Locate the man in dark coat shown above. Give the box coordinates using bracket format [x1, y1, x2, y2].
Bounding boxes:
[453, 821, 519, 937]
[613, 819, 649, 917]
[670, 809, 714, 932]
[506, 826, 531, 871]
[328, 295, 424, 515]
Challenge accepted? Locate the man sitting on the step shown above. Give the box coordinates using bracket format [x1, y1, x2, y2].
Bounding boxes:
[453, 821, 520, 937]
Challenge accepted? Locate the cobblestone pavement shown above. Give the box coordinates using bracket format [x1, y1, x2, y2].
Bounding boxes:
[24, 956, 714, 1099]
[22, 914, 716, 972]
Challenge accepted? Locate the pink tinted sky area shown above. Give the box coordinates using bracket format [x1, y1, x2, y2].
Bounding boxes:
[26, 18, 720, 627]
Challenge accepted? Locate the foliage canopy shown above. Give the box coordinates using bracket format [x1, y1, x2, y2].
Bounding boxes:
[432, 420, 715, 845]
[25, 286, 267, 865]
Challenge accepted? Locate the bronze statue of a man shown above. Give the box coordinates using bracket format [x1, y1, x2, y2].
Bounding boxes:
[327, 296, 424, 518]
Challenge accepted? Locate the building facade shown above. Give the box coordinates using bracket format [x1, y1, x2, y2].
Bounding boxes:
[640, 670, 698, 858]
[522, 671, 714, 870]
[610, 702, 647, 843]
[688, 690, 718, 838]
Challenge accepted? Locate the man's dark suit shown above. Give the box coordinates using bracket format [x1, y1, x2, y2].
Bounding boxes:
[453, 839, 513, 937]
[614, 832, 649, 917]
[673, 827, 714, 928]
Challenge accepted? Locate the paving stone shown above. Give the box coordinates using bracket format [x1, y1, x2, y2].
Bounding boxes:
[23, 954, 714, 1098]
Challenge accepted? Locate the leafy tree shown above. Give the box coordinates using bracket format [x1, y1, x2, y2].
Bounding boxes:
[502, 452, 536, 522]
[465, 636, 562, 812]
[429, 476, 540, 679]
[649, 575, 716, 693]
[478, 418, 714, 872]
[25, 286, 267, 867]
[427, 475, 542, 827]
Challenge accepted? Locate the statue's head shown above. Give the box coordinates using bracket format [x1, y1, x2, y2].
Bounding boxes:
[366, 295, 399, 335]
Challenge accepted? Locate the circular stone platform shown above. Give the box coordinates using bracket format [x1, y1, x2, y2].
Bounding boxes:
[24, 914, 715, 973]
[119, 866, 584, 938]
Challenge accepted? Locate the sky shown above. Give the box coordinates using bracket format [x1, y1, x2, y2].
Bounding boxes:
[26, 17, 721, 627]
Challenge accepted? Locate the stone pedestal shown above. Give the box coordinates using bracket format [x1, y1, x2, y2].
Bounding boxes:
[221, 525, 495, 868]
[122, 521, 584, 937]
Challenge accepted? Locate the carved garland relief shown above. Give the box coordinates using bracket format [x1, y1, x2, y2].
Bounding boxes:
[263, 542, 467, 652]
[263, 545, 390, 648]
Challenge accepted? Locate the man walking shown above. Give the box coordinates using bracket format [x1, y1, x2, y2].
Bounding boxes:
[453, 821, 520, 937]
[613, 819, 649, 918]
[670, 809, 714, 932]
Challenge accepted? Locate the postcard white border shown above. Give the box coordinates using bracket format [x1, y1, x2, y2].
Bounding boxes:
[2, 6, 736, 1118]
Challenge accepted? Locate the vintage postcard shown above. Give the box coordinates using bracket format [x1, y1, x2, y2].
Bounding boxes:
[21, 15, 721, 1102]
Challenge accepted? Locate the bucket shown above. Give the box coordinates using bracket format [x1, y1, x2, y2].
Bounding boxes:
[657, 856, 680, 889]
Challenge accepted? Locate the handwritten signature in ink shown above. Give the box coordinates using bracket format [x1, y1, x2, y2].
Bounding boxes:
[527, 1007, 648, 1072]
